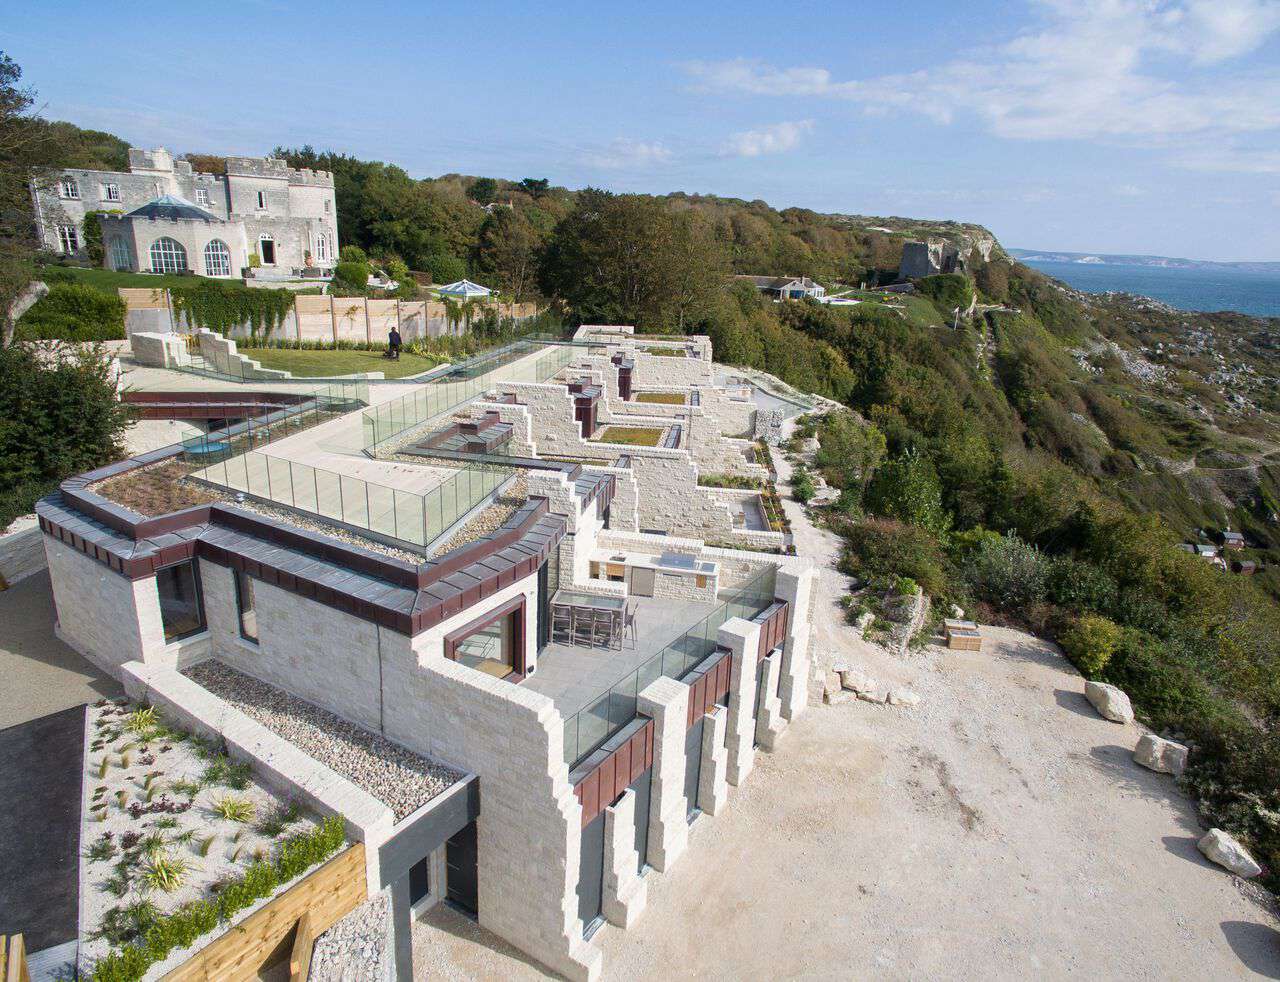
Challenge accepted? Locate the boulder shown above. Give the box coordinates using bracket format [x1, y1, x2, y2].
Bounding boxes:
[1198, 828, 1261, 878]
[889, 688, 921, 708]
[857, 688, 890, 705]
[1084, 681, 1134, 724]
[824, 690, 855, 706]
[1133, 734, 1189, 777]
[839, 669, 876, 693]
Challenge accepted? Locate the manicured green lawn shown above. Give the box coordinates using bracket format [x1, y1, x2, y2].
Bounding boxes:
[591, 426, 666, 447]
[38, 265, 203, 295]
[634, 392, 687, 405]
[641, 346, 686, 357]
[239, 347, 446, 379]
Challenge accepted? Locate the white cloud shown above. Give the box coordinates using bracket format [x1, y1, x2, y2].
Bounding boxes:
[585, 138, 673, 169]
[685, 0, 1280, 169]
[722, 120, 814, 157]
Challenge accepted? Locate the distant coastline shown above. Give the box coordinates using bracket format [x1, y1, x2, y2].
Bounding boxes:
[1010, 249, 1280, 319]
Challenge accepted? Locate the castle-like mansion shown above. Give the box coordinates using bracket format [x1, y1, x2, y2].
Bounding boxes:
[32, 147, 339, 277]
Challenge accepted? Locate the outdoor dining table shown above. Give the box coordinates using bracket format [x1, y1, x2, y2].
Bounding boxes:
[551, 590, 625, 648]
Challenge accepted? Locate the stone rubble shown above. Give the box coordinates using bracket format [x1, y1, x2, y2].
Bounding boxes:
[1197, 828, 1262, 878]
[1133, 734, 1189, 777]
[1084, 680, 1134, 724]
[309, 892, 392, 982]
[186, 660, 461, 821]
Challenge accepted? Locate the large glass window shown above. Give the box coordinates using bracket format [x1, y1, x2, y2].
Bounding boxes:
[448, 601, 523, 679]
[204, 238, 232, 277]
[234, 570, 258, 643]
[57, 225, 80, 254]
[60, 177, 80, 199]
[108, 237, 131, 271]
[157, 561, 206, 642]
[149, 236, 187, 273]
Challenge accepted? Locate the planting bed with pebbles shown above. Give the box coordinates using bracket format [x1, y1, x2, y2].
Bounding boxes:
[186, 660, 462, 820]
[81, 699, 324, 977]
[309, 893, 392, 982]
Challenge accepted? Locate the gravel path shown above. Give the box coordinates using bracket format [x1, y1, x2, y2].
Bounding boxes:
[310, 893, 391, 982]
[186, 661, 460, 820]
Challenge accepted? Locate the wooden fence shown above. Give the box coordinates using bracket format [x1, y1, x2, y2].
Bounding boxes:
[162, 842, 366, 982]
[119, 288, 539, 344]
[1, 935, 30, 982]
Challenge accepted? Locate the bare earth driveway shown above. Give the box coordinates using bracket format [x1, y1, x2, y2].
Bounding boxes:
[414, 424, 1280, 979]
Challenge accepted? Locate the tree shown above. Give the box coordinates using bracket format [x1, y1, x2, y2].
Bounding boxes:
[815, 412, 885, 493]
[426, 253, 466, 285]
[0, 53, 78, 345]
[469, 177, 498, 205]
[181, 153, 227, 175]
[519, 177, 550, 197]
[865, 448, 951, 535]
[474, 208, 539, 300]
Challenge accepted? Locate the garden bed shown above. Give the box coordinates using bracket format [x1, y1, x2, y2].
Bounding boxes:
[185, 661, 462, 821]
[633, 392, 687, 405]
[590, 426, 665, 447]
[640, 347, 686, 357]
[92, 461, 217, 516]
[81, 699, 346, 982]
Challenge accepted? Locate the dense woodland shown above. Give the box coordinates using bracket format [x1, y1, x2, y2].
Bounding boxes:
[7, 48, 1280, 890]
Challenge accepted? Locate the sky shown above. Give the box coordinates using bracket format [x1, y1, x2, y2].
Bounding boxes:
[7, 0, 1280, 260]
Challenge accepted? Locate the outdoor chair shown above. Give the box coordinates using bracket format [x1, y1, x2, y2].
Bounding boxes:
[551, 604, 573, 643]
[591, 608, 616, 650]
[623, 603, 638, 648]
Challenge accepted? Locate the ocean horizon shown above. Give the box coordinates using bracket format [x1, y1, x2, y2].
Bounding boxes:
[1020, 258, 1280, 319]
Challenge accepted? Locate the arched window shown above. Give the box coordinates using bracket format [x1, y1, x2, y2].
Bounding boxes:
[149, 237, 187, 273]
[108, 237, 131, 271]
[313, 232, 329, 262]
[203, 239, 231, 277]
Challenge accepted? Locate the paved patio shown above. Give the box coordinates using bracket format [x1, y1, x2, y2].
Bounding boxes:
[524, 596, 718, 716]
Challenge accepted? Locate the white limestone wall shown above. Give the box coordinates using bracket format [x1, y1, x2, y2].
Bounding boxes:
[196, 329, 291, 380]
[632, 350, 712, 387]
[199, 560, 389, 733]
[129, 331, 191, 369]
[472, 400, 535, 455]
[381, 622, 600, 980]
[0, 517, 45, 586]
[43, 536, 166, 676]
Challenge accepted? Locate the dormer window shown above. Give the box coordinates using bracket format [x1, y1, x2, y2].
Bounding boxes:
[256, 190, 267, 210]
[60, 177, 80, 199]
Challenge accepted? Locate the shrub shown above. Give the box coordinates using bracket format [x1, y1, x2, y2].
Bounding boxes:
[965, 533, 1049, 612]
[838, 516, 954, 597]
[916, 273, 973, 314]
[1046, 555, 1118, 614]
[426, 252, 466, 285]
[211, 796, 255, 823]
[892, 575, 919, 597]
[329, 260, 371, 296]
[143, 852, 189, 893]
[15, 283, 126, 341]
[865, 448, 951, 535]
[1058, 614, 1122, 676]
[792, 465, 816, 504]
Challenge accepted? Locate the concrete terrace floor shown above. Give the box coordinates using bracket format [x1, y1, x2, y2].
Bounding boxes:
[523, 596, 718, 716]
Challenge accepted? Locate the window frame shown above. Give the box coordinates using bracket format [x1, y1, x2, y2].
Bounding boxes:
[102, 182, 121, 202]
[195, 187, 210, 206]
[108, 236, 130, 271]
[256, 190, 268, 210]
[57, 225, 80, 254]
[234, 569, 259, 644]
[149, 236, 188, 273]
[203, 238, 232, 277]
[60, 177, 80, 199]
[444, 595, 526, 680]
[156, 560, 207, 643]
[258, 234, 276, 266]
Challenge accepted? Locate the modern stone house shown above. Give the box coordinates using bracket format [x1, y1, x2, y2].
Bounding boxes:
[734, 273, 826, 300]
[38, 333, 814, 980]
[32, 147, 338, 276]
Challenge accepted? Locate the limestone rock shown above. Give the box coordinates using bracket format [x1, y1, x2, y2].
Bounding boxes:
[822, 671, 842, 698]
[857, 688, 890, 705]
[950, 604, 965, 619]
[824, 690, 855, 706]
[1133, 734, 1189, 777]
[889, 688, 920, 708]
[1084, 681, 1134, 724]
[839, 669, 876, 693]
[1198, 828, 1261, 878]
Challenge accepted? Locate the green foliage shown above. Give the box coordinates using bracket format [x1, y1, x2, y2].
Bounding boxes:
[836, 516, 954, 597]
[143, 852, 189, 893]
[865, 448, 950, 535]
[964, 533, 1050, 612]
[915, 273, 972, 315]
[80, 210, 120, 264]
[469, 176, 498, 205]
[169, 281, 295, 339]
[91, 817, 345, 982]
[815, 412, 885, 493]
[426, 253, 467, 285]
[328, 260, 371, 296]
[124, 705, 158, 734]
[792, 465, 816, 504]
[1046, 555, 1118, 613]
[15, 283, 126, 341]
[87, 832, 118, 862]
[892, 575, 919, 596]
[339, 245, 368, 264]
[203, 756, 251, 790]
[0, 343, 130, 527]
[211, 795, 255, 822]
[1058, 614, 1122, 676]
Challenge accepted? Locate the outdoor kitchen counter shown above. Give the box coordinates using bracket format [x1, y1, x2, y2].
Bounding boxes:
[588, 548, 719, 602]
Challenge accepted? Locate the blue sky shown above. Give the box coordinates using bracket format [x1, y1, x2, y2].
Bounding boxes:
[8, 0, 1280, 260]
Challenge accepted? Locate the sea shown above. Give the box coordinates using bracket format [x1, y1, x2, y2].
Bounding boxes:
[1020, 259, 1280, 319]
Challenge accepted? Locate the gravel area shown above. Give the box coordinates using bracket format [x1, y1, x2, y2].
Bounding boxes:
[185, 661, 461, 820]
[437, 474, 529, 552]
[310, 892, 391, 982]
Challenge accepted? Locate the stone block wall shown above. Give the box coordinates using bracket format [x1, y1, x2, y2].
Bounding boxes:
[0, 517, 45, 587]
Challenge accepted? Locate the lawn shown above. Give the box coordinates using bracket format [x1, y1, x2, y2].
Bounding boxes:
[591, 426, 666, 447]
[641, 347, 686, 357]
[634, 392, 687, 405]
[38, 265, 324, 298]
[239, 347, 446, 379]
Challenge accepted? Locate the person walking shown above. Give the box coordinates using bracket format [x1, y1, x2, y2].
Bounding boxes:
[388, 326, 402, 361]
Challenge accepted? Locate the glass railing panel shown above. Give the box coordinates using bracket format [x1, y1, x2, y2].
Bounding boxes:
[291, 461, 318, 513]
[340, 475, 369, 529]
[266, 456, 294, 507]
[366, 482, 396, 537]
[313, 468, 343, 521]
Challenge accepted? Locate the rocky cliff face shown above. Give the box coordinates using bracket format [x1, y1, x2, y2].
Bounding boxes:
[829, 212, 1003, 265]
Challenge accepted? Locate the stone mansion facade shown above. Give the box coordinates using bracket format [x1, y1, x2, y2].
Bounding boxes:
[32, 147, 339, 277]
